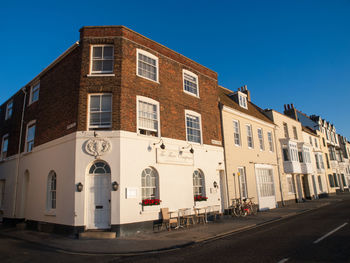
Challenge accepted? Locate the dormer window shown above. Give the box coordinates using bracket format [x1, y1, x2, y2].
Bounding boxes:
[238, 92, 248, 109]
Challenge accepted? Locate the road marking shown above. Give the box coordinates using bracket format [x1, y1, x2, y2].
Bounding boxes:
[277, 258, 289, 263]
[313, 222, 348, 244]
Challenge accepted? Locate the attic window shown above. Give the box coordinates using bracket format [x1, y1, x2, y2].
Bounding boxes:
[238, 93, 248, 109]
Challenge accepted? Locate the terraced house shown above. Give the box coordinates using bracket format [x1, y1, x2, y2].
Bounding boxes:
[0, 26, 225, 236]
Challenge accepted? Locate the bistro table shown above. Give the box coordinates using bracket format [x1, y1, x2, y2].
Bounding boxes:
[194, 206, 210, 223]
[169, 208, 191, 229]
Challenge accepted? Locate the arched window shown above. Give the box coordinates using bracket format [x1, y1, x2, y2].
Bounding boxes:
[47, 171, 57, 210]
[89, 161, 111, 174]
[193, 170, 205, 197]
[141, 167, 158, 200]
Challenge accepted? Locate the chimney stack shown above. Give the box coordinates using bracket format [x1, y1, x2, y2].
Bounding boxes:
[283, 103, 298, 120]
[241, 85, 251, 102]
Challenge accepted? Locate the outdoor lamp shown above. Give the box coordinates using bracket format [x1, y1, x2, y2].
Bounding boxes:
[112, 181, 119, 191]
[183, 143, 194, 154]
[213, 181, 218, 188]
[153, 139, 166, 150]
[76, 182, 83, 192]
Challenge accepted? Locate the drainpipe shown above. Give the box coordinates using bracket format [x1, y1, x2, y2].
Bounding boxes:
[13, 87, 27, 218]
[273, 128, 285, 206]
[218, 102, 232, 209]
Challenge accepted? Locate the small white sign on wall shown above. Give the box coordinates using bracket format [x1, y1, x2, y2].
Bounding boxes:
[126, 188, 138, 199]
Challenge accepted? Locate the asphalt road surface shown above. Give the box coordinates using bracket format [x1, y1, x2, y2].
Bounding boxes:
[1, 199, 349, 263]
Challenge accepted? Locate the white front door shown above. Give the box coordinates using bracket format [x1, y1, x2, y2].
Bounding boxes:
[255, 167, 276, 210]
[87, 174, 111, 229]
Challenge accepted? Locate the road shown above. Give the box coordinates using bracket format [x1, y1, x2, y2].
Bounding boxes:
[1, 199, 349, 263]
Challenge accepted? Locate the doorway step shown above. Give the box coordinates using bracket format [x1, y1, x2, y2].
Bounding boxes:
[79, 230, 116, 239]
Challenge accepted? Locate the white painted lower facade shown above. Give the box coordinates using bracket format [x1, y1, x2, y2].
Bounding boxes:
[0, 131, 225, 235]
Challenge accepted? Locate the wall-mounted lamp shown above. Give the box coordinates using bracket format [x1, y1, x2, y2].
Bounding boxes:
[213, 181, 218, 188]
[182, 143, 194, 154]
[112, 181, 119, 191]
[153, 139, 165, 150]
[76, 182, 83, 192]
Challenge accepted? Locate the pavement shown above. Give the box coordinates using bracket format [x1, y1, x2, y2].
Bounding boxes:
[0, 194, 347, 255]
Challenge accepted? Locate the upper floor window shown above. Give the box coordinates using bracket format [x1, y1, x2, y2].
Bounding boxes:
[314, 138, 318, 148]
[185, 110, 202, 144]
[26, 122, 36, 152]
[47, 171, 57, 210]
[5, 100, 13, 120]
[309, 136, 313, 146]
[137, 49, 158, 82]
[137, 96, 160, 137]
[283, 123, 289, 138]
[282, 148, 289, 161]
[267, 131, 274, 152]
[257, 128, 264, 150]
[88, 94, 112, 130]
[90, 45, 114, 74]
[233, 120, 241, 146]
[289, 143, 299, 162]
[246, 124, 254, 148]
[238, 93, 248, 109]
[29, 83, 40, 104]
[292, 126, 298, 140]
[183, 70, 199, 97]
[322, 138, 326, 147]
[1, 134, 9, 159]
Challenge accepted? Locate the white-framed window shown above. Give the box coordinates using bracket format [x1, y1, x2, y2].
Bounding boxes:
[315, 154, 320, 169]
[293, 126, 298, 140]
[267, 131, 274, 152]
[314, 138, 318, 148]
[1, 134, 9, 159]
[90, 45, 114, 74]
[185, 110, 202, 144]
[287, 175, 295, 194]
[238, 167, 248, 199]
[256, 168, 275, 197]
[238, 93, 248, 109]
[47, 171, 57, 210]
[25, 121, 36, 152]
[257, 128, 264, 150]
[183, 69, 199, 97]
[141, 167, 158, 200]
[0, 180, 5, 208]
[283, 123, 289, 138]
[246, 124, 254, 148]
[29, 83, 40, 104]
[5, 100, 13, 120]
[193, 169, 205, 197]
[289, 143, 299, 162]
[88, 94, 112, 130]
[137, 96, 160, 137]
[303, 147, 311, 163]
[318, 176, 323, 192]
[233, 120, 241, 146]
[309, 136, 313, 146]
[136, 49, 158, 82]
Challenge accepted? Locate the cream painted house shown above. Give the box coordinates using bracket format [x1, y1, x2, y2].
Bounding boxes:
[219, 86, 282, 210]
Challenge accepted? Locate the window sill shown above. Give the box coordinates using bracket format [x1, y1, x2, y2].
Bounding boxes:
[183, 90, 200, 99]
[44, 210, 56, 216]
[87, 73, 115, 77]
[136, 74, 160, 84]
[141, 205, 161, 213]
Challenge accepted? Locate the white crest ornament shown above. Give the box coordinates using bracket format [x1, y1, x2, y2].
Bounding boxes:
[85, 139, 111, 157]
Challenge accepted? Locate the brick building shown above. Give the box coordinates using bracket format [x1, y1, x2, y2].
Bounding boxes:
[0, 26, 225, 236]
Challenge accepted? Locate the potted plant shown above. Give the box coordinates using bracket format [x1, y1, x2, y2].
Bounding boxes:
[194, 195, 208, 202]
[142, 199, 162, 206]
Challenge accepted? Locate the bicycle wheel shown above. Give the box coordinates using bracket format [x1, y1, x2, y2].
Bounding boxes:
[233, 206, 242, 217]
[250, 203, 258, 215]
[241, 205, 248, 217]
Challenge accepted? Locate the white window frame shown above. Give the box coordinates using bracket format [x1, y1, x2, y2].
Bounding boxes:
[292, 126, 298, 140]
[238, 92, 248, 109]
[185, 110, 202, 144]
[238, 167, 248, 199]
[47, 171, 57, 211]
[193, 169, 205, 197]
[136, 49, 159, 83]
[267, 131, 274, 152]
[89, 45, 114, 75]
[182, 69, 199, 98]
[5, 100, 13, 120]
[283, 123, 289, 138]
[87, 93, 112, 130]
[1, 134, 9, 160]
[286, 175, 295, 194]
[257, 128, 264, 151]
[246, 124, 254, 149]
[29, 82, 40, 105]
[136, 96, 161, 137]
[25, 120, 36, 153]
[141, 167, 159, 200]
[233, 120, 241, 146]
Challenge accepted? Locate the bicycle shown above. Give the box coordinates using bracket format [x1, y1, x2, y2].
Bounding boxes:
[242, 197, 258, 216]
[230, 198, 247, 217]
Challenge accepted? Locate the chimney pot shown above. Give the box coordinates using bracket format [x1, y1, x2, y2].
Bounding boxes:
[284, 104, 287, 111]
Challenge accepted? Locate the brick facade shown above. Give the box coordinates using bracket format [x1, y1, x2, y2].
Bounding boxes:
[1, 26, 222, 159]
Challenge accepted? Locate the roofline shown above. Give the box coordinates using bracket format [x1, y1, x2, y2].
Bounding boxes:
[80, 25, 217, 77]
[264, 108, 302, 124]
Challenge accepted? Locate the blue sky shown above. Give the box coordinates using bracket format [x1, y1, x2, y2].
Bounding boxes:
[1, 0, 350, 136]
